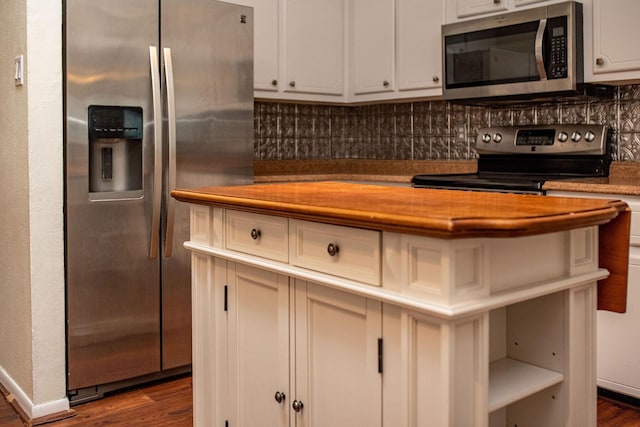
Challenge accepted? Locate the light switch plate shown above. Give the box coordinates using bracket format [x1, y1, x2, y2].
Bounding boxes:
[14, 55, 24, 86]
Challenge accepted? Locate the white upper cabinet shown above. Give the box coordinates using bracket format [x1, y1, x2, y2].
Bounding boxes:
[586, 0, 640, 82]
[396, 0, 442, 93]
[351, 0, 395, 95]
[449, 0, 508, 20]
[350, 0, 444, 102]
[283, 0, 345, 97]
[233, 0, 280, 92]
[445, 0, 564, 23]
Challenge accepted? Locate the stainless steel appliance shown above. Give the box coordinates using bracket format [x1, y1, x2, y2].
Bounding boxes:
[412, 125, 612, 194]
[64, 0, 254, 403]
[442, 1, 584, 101]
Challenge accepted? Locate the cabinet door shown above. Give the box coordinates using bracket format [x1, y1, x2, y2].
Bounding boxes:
[352, 0, 394, 95]
[591, 0, 640, 77]
[397, 0, 442, 92]
[283, 0, 345, 96]
[293, 280, 382, 427]
[227, 263, 290, 427]
[232, 0, 280, 92]
[448, 0, 507, 21]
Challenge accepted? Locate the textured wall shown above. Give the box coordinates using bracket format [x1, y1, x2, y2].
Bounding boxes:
[0, 0, 34, 400]
[255, 85, 640, 162]
[0, 0, 66, 414]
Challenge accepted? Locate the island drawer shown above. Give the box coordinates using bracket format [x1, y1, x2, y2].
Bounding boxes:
[225, 210, 288, 262]
[289, 219, 381, 286]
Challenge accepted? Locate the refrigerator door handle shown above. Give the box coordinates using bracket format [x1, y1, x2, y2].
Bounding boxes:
[163, 47, 177, 258]
[149, 46, 162, 259]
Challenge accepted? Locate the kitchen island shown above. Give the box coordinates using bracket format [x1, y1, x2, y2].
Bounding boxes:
[172, 182, 630, 427]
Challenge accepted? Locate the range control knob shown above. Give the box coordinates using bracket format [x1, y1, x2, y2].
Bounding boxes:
[571, 131, 582, 142]
[584, 131, 596, 142]
[558, 131, 569, 143]
[493, 133, 503, 143]
[481, 133, 491, 143]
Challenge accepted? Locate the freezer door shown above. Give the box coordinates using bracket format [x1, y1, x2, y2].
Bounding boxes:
[160, 0, 254, 369]
[65, 0, 161, 390]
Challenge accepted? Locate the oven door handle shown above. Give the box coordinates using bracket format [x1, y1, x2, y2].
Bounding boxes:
[535, 18, 548, 81]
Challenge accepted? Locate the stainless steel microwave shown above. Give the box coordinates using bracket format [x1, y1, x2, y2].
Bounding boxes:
[442, 1, 583, 101]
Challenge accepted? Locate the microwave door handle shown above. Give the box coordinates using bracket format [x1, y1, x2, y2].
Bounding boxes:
[535, 18, 548, 80]
[149, 46, 162, 259]
[163, 47, 177, 258]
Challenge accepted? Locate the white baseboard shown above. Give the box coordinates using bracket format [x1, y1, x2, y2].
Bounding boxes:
[0, 366, 69, 419]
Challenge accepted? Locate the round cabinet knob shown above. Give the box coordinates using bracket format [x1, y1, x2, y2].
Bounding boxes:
[433, 75, 440, 83]
[585, 130, 596, 142]
[292, 400, 304, 412]
[383, 80, 390, 87]
[596, 57, 605, 66]
[251, 228, 261, 240]
[274, 391, 286, 404]
[289, 81, 296, 88]
[481, 133, 492, 143]
[493, 133, 503, 143]
[327, 243, 340, 257]
[271, 79, 278, 86]
[558, 131, 569, 143]
[571, 131, 582, 142]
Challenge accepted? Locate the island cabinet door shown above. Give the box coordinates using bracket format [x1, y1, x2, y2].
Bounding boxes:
[227, 262, 291, 427]
[293, 280, 383, 427]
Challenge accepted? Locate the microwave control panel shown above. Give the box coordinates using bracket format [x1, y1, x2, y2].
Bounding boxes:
[548, 16, 568, 79]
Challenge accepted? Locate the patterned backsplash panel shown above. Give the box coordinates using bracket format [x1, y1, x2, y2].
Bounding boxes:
[254, 85, 640, 162]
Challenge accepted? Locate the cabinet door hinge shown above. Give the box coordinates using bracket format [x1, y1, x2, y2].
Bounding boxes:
[378, 338, 383, 374]
[224, 285, 228, 311]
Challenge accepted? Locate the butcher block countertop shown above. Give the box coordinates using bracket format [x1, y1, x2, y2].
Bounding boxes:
[172, 181, 631, 312]
[171, 181, 627, 239]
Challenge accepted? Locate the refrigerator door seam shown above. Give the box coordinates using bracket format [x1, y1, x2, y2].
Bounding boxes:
[149, 45, 163, 259]
[163, 47, 177, 258]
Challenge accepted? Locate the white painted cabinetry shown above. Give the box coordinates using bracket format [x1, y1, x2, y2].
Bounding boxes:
[350, 0, 444, 102]
[250, 0, 443, 103]
[350, 0, 395, 95]
[585, 0, 640, 83]
[549, 190, 640, 400]
[232, 0, 280, 92]
[188, 204, 603, 426]
[445, 0, 564, 23]
[448, 0, 508, 20]
[283, 0, 345, 97]
[396, 0, 443, 94]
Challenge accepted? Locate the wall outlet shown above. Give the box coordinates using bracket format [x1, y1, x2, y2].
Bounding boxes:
[14, 55, 24, 86]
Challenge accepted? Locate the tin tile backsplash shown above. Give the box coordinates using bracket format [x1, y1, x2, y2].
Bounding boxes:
[254, 85, 640, 162]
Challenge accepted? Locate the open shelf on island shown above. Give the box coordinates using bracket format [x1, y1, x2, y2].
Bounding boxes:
[489, 358, 564, 412]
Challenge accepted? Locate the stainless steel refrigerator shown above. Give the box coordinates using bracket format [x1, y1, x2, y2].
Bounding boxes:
[64, 0, 253, 403]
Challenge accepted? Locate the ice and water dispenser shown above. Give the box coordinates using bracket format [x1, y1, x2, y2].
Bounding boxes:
[88, 106, 143, 200]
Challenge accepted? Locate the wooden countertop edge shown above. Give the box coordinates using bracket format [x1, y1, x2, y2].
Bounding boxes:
[171, 187, 626, 239]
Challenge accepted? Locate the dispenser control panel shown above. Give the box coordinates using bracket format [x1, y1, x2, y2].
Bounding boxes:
[88, 105, 143, 139]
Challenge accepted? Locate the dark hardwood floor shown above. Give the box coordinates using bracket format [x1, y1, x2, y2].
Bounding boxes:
[0, 375, 192, 427]
[2, 375, 640, 426]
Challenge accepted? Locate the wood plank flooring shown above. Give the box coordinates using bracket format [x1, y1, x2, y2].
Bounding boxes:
[2, 375, 640, 426]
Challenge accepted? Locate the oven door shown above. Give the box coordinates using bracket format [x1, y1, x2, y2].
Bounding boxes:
[442, 2, 581, 100]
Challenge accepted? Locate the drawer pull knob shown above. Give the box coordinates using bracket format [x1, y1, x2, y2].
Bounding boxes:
[274, 391, 286, 403]
[251, 228, 261, 240]
[292, 400, 304, 412]
[327, 243, 340, 257]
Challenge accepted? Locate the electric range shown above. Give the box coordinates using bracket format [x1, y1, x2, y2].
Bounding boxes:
[411, 125, 613, 195]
